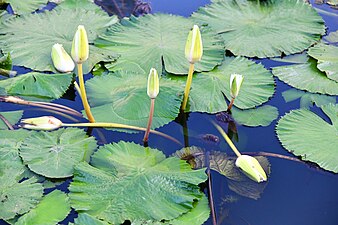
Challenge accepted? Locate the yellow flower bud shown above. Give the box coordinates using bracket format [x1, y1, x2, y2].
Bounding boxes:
[51, 43, 75, 73]
[21, 116, 62, 131]
[230, 73, 244, 99]
[71, 25, 89, 64]
[185, 25, 203, 64]
[147, 68, 159, 99]
[235, 155, 267, 183]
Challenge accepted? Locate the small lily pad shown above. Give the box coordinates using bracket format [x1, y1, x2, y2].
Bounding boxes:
[0, 110, 23, 129]
[19, 128, 97, 178]
[325, 30, 338, 43]
[276, 103, 338, 173]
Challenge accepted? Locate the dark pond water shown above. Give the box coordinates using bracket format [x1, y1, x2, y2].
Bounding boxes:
[1, 0, 338, 225]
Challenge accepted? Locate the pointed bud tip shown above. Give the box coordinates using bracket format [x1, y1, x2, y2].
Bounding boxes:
[235, 155, 267, 183]
[21, 116, 62, 131]
[71, 25, 89, 64]
[147, 68, 159, 99]
[230, 73, 244, 99]
[51, 43, 75, 73]
[185, 25, 203, 64]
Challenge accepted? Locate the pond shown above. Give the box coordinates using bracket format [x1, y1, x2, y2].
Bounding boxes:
[0, 0, 338, 225]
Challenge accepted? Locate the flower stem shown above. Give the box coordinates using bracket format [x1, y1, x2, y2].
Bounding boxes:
[211, 121, 242, 157]
[227, 97, 235, 111]
[77, 63, 95, 123]
[143, 98, 155, 142]
[0, 113, 14, 130]
[62, 122, 182, 145]
[181, 63, 195, 110]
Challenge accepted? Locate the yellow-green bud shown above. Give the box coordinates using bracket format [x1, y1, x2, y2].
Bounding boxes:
[235, 155, 267, 183]
[71, 25, 89, 64]
[21, 116, 62, 131]
[185, 25, 203, 64]
[147, 68, 159, 99]
[230, 73, 244, 99]
[51, 43, 75, 73]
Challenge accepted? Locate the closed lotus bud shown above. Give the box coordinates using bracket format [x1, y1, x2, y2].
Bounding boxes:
[185, 25, 203, 64]
[230, 73, 244, 99]
[235, 155, 267, 183]
[51, 43, 75, 72]
[71, 25, 89, 64]
[21, 116, 62, 131]
[147, 68, 159, 99]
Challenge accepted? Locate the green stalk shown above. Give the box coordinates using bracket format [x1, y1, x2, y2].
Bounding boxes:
[62, 122, 182, 145]
[77, 63, 95, 123]
[181, 63, 195, 110]
[211, 121, 241, 157]
[143, 98, 155, 142]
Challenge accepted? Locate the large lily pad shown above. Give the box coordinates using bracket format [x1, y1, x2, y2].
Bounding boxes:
[86, 71, 183, 129]
[16, 190, 71, 225]
[5, 0, 47, 14]
[0, 164, 43, 220]
[272, 59, 338, 95]
[0, 72, 72, 100]
[192, 0, 325, 58]
[95, 13, 224, 75]
[19, 128, 97, 178]
[0, 110, 23, 129]
[0, 8, 118, 74]
[308, 43, 338, 82]
[70, 141, 207, 224]
[276, 104, 338, 173]
[325, 30, 338, 43]
[169, 57, 275, 112]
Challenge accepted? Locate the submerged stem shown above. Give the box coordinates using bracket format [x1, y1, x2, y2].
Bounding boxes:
[181, 63, 195, 110]
[212, 121, 242, 157]
[77, 63, 95, 123]
[206, 152, 217, 225]
[143, 98, 155, 142]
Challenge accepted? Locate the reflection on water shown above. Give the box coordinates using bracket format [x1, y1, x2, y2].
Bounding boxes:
[94, 0, 151, 17]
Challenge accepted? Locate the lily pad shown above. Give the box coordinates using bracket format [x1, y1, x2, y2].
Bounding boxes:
[0, 72, 73, 100]
[231, 105, 279, 127]
[0, 164, 43, 220]
[308, 43, 338, 82]
[191, 0, 325, 58]
[0, 110, 23, 129]
[86, 71, 183, 129]
[74, 213, 110, 225]
[19, 128, 97, 178]
[0, 8, 118, 74]
[5, 0, 47, 14]
[272, 59, 338, 95]
[276, 104, 338, 173]
[16, 190, 71, 225]
[169, 57, 275, 112]
[56, 0, 101, 12]
[95, 13, 224, 75]
[282, 89, 336, 109]
[70, 141, 207, 224]
[325, 30, 338, 43]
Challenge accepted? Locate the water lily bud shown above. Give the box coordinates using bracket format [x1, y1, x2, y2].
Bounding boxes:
[51, 43, 75, 72]
[235, 155, 267, 183]
[71, 25, 89, 64]
[21, 116, 62, 131]
[185, 25, 203, 64]
[230, 73, 244, 99]
[147, 68, 159, 99]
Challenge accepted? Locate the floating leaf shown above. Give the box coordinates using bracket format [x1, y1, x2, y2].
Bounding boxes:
[95, 13, 224, 75]
[231, 105, 279, 127]
[282, 88, 336, 109]
[74, 213, 110, 225]
[308, 43, 338, 82]
[272, 59, 338, 95]
[0, 72, 72, 100]
[5, 0, 47, 14]
[70, 141, 207, 224]
[19, 128, 97, 178]
[86, 72, 182, 130]
[270, 52, 309, 64]
[276, 104, 338, 172]
[325, 30, 338, 43]
[0, 8, 118, 74]
[0, 164, 43, 220]
[56, 0, 101, 12]
[192, 0, 325, 58]
[327, 0, 338, 7]
[0, 110, 23, 129]
[15, 190, 71, 225]
[169, 57, 274, 112]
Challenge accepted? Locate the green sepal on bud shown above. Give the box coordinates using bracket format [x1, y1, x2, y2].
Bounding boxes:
[235, 155, 267, 183]
[51, 43, 75, 73]
[20, 116, 62, 131]
[71, 25, 89, 64]
[147, 68, 159, 99]
[185, 25, 203, 64]
[230, 73, 244, 99]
